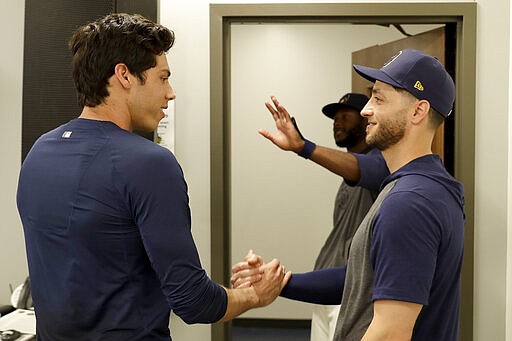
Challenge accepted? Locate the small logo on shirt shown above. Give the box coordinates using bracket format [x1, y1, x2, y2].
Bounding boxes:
[62, 131, 72, 138]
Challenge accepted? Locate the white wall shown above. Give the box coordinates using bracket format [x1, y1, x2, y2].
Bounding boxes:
[160, 0, 512, 340]
[0, 0, 26, 304]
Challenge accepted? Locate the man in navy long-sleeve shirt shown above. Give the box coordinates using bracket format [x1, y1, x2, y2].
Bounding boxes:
[17, 13, 289, 341]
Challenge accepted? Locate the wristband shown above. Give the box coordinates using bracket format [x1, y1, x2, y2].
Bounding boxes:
[298, 139, 316, 159]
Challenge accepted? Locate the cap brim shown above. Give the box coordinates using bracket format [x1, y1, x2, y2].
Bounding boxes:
[322, 103, 360, 119]
[322, 103, 341, 118]
[353, 65, 403, 89]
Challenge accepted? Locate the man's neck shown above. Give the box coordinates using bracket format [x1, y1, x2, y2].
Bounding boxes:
[381, 139, 432, 173]
[79, 103, 132, 131]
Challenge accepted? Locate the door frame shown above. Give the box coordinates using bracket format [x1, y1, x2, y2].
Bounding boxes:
[210, 3, 476, 341]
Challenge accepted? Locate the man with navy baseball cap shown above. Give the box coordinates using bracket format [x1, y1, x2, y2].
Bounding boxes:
[232, 49, 464, 341]
[331, 48, 464, 340]
[354, 49, 455, 117]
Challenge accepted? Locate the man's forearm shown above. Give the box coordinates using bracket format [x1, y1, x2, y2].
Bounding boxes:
[280, 267, 345, 304]
[308, 145, 361, 183]
[361, 300, 421, 341]
[362, 326, 412, 341]
[218, 286, 260, 322]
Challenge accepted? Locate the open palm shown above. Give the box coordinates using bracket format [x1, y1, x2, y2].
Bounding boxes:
[259, 96, 304, 152]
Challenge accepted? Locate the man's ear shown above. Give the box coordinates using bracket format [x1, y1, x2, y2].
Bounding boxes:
[114, 63, 131, 88]
[411, 100, 430, 125]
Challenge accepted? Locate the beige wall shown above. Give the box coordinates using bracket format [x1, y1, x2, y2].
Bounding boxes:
[508, 2, 512, 338]
[474, 0, 510, 340]
[0, 0, 26, 304]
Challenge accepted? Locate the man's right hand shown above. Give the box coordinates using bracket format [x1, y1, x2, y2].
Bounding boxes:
[251, 258, 291, 307]
[231, 250, 291, 306]
[259, 96, 305, 153]
[231, 249, 264, 289]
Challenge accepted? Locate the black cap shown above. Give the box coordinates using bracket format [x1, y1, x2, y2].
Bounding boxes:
[322, 93, 369, 119]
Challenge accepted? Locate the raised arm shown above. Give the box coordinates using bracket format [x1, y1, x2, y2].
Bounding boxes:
[259, 96, 361, 183]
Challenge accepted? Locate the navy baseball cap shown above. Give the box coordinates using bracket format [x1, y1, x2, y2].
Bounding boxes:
[322, 93, 369, 119]
[353, 49, 455, 117]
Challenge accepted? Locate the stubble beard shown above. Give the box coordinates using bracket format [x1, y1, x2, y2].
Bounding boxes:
[366, 114, 407, 151]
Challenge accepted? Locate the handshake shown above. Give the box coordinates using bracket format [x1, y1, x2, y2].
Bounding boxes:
[230, 250, 291, 308]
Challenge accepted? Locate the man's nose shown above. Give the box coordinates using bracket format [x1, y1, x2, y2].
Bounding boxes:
[360, 103, 372, 117]
[166, 84, 176, 101]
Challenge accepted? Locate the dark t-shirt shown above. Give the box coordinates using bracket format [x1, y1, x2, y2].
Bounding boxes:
[281, 153, 464, 340]
[17, 119, 227, 340]
[335, 154, 465, 341]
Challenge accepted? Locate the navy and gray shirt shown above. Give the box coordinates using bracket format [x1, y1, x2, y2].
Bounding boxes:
[17, 118, 227, 341]
[281, 153, 464, 341]
[334, 154, 465, 340]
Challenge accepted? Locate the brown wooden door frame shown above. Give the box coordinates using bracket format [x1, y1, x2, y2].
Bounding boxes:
[210, 3, 476, 341]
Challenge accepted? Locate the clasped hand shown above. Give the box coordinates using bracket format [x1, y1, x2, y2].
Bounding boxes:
[231, 250, 291, 307]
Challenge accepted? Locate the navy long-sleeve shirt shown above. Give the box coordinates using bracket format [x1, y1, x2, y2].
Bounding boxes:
[17, 118, 227, 340]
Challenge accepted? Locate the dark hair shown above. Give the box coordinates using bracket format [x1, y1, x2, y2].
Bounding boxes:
[394, 87, 444, 129]
[69, 13, 175, 107]
[428, 108, 444, 129]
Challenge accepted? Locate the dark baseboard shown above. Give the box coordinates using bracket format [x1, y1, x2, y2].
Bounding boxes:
[232, 318, 311, 330]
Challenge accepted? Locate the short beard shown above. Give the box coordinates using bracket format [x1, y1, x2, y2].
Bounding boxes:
[335, 121, 366, 149]
[336, 132, 363, 149]
[366, 114, 407, 151]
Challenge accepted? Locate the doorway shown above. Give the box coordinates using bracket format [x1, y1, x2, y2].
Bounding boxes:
[210, 3, 476, 341]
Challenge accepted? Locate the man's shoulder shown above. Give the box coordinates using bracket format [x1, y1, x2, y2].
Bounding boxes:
[391, 171, 460, 201]
[108, 131, 174, 161]
[393, 172, 441, 190]
[384, 176, 449, 212]
[379, 171, 464, 228]
[109, 135, 184, 191]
